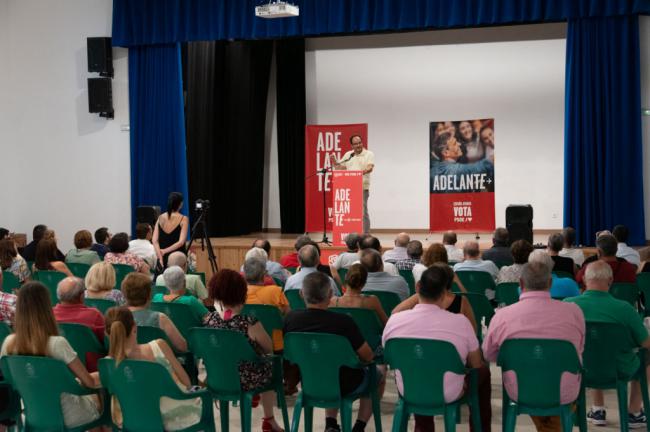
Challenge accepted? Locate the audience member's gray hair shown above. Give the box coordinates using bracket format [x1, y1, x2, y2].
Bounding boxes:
[547, 233, 564, 253]
[57, 277, 85, 302]
[301, 272, 332, 304]
[528, 249, 555, 269]
[406, 240, 423, 259]
[596, 234, 618, 257]
[359, 248, 383, 272]
[585, 260, 613, 283]
[463, 241, 480, 258]
[167, 251, 188, 269]
[244, 257, 266, 283]
[163, 266, 186, 292]
[244, 247, 268, 264]
[344, 233, 360, 251]
[298, 244, 319, 268]
[521, 261, 552, 291]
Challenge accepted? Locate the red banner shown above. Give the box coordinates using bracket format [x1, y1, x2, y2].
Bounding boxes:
[332, 171, 364, 246]
[305, 124, 368, 233]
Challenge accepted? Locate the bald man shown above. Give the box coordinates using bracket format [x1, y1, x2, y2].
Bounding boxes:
[53, 277, 105, 341]
[155, 251, 208, 302]
[382, 232, 410, 263]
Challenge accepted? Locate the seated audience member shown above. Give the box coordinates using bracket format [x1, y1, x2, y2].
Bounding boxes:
[153, 266, 209, 323]
[329, 263, 388, 325]
[0, 238, 30, 283]
[497, 240, 534, 284]
[331, 233, 361, 271]
[84, 261, 126, 305]
[481, 228, 514, 266]
[284, 245, 340, 295]
[18, 224, 48, 262]
[128, 223, 157, 269]
[1, 282, 102, 428]
[559, 226, 585, 267]
[204, 269, 284, 432]
[123, 272, 187, 352]
[91, 227, 111, 259]
[358, 235, 399, 276]
[360, 249, 409, 301]
[239, 247, 280, 286]
[576, 234, 637, 286]
[279, 235, 313, 269]
[284, 272, 384, 432]
[65, 230, 101, 266]
[582, 230, 613, 267]
[243, 257, 289, 314]
[453, 241, 499, 282]
[105, 307, 203, 430]
[383, 265, 490, 432]
[528, 250, 580, 299]
[442, 231, 465, 263]
[393, 263, 477, 332]
[565, 261, 650, 428]
[395, 240, 423, 272]
[412, 243, 466, 291]
[104, 233, 150, 274]
[156, 251, 208, 301]
[0, 272, 16, 324]
[482, 261, 585, 431]
[33, 238, 73, 276]
[613, 224, 641, 268]
[382, 232, 410, 263]
[53, 277, 105, 341]
[0, 229, 8, 240]
[547, 233, 575, 275]
[252, 238, 291, 283]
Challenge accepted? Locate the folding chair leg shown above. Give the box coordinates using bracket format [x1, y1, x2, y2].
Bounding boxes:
[371, 389, 383, 432]
[391, 400, 405, 432]
[638, 371, 650, 432]
[276, 387, 290, 432]
[240, 394, 253, 432]
[304, 405, 314, 432]
[576, 384, 588, 432]
[503, 403, 517, 432]
[219, 400, 229, 432]
[617, 382, 629, 432]
[561, 406, 574, 432]
[290, 394, 303, 432]
[444, 404, 458, 432]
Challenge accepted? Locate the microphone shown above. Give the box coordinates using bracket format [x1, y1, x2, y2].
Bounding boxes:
[341, 152, 356, 163]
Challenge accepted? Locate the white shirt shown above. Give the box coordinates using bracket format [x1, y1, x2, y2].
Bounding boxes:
[444, 245, 464, 263]
[338, 149, 375, 190]
[412, 263, 427, 283]
[617, 243, 640, 268]
[128, 239, 157, 268]
[559, 247, 585, 267]
[453, 259, 499, 281]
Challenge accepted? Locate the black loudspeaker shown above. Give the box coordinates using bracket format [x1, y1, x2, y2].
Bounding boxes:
[88, 78, 114, 119]
[506, 205, 533, 245]
[136, 206, 161, 228]
[87, 37, 113, 77]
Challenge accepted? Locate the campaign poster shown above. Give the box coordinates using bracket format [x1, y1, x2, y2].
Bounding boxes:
[429, 119, 495, 231]
[332, 171, 364, 247]
[305, 124, 368, 233]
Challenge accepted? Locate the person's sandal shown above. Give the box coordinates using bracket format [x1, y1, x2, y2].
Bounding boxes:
[262, 416, 284, 432]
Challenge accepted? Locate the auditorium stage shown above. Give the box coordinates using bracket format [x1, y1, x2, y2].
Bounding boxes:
[190, 230, 596, 279]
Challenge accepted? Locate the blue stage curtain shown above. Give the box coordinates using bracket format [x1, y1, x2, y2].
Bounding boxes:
[564, 15, 646, 246]
[112, 0, 650, 46]
[129, 43, 190, 233]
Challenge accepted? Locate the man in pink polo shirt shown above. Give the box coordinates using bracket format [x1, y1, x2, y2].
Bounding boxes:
[383, 264, 491, 432]
[482, 261, 585, 431]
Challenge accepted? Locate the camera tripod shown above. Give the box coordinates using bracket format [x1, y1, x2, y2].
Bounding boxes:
[188, 208, 218, 274]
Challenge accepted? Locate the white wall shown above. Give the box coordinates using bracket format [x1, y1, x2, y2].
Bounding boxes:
[640, 16, 650, 241]
[0, 0, 131, 251]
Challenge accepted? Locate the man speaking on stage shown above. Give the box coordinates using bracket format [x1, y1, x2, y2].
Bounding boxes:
[330, 134, 374, 233]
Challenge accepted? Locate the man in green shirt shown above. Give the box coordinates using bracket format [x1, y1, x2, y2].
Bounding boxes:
[565, 260, 650, 428]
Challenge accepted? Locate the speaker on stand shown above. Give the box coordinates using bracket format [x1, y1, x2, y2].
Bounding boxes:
[506, 205, 533, 245]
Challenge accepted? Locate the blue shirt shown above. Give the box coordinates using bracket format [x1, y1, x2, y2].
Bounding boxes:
[550, 274, 580, 299]
[284, 267, 340, 296]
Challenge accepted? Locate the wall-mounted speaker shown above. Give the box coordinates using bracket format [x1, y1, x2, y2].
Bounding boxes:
[88, 77, 113, 119]
[506, 204, 533, 245]
[87, 37, 113, 77]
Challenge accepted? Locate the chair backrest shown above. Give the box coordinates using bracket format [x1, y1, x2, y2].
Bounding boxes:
[337, 268, 348, 285]
[58, 322, 106, 367]
[398, 270, 416, 296]
[151, 285, 168, 297]
[459, 292, 495, 327]
[241, 304, 284, 340]
[385, 338, 465, 408]
[83, 298, 117, 315]
[1, 271, 20, 294]
[1, 356, 88, 430]
[284, 332, 362, 406]
[609, 282, 639, 307]
[495, 282, 520, 306]
[497, 338, 581, 408]
[32, 270, 67, 305]
[553, 270, 574, 279]
[66, 262, 91, 279]
[272, 277, 285, 287]
[287, 267, 297, 274]
[455, 271, 495, 295]
[136, 325, 172, 346]
[638, 273, 650, 316]
[188, 328, 259, 399]
[330, 307, 384, 351]
[150, 302, 201, 339]
[363, 290, 401, 316]
[0, 322, 12, 347]
[111, 263, 135, 290]
[583, 321, 633, 388]
[285, 289, 306, 310]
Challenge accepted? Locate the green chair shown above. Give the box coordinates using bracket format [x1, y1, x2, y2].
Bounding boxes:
[494, 261, 511, 269]
[188, 328, 289, 432]
[287, 267, 298, 274]
[284, 332, 382, 432]
[241, 304, 284, 344]
[553, 270, 574, 279]
[1, 271, 20, 294]
[152, 285, 168, 297]
[66, 262, 90, 279]
[330, 307, 384, 355]
[83, 298, 117, 314]
[188, 271, 206, 286]
[458, 293, 495, 341]
[638, 273, 650, 316]
[399, 269, 416, 296]
[363, 290, 401, 316]
[285, 289, 306, 310]
[497, 339, 582, 432]
[0, 323, 19, 429]
[58, 322, 106, 368]
[337, 268, 348, 286]
[111, 263, 135, 290]
[455, 271, 495, 296]
[272, 277, 285, 287]
[384, 338, 482, 432]
[149, 302, 202, 340]
[609, 283, 639, 307]
[32, 270, 67, 305]
[0, 322, 12, 346]
[578, 322, 650, 432]
[495, 282, 519, 306]
[451, 282, 462, 293]
[98, 357, 216, 432]
[1, 356, 110, 431]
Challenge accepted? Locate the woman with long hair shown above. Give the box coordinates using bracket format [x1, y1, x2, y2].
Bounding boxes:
[153, 192, 189, 268]
[34, 238, 72, 276]
[328, 264, 387, 325]
[0, 238, 30, 283]
[456, 120, 483, 163]
[105, 307, 202, 430]
[0, 282, 101, 429]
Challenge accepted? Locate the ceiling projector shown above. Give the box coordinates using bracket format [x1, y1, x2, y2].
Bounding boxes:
[255, 1, 299, 18]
